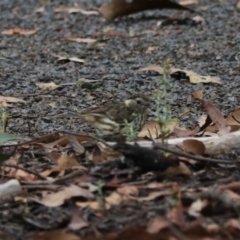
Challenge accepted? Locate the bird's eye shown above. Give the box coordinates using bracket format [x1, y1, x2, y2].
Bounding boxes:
[136, 99, 142, 104]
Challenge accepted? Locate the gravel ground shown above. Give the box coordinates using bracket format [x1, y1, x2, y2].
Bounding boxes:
[1, 0, 240, 137]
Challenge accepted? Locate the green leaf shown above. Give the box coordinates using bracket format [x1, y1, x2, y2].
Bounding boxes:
[0, 133, 22, 146]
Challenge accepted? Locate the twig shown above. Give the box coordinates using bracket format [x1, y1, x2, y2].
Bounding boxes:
[0, 131, 93, 149]
[53, 168, 86, 184]
[22, 184, 61, 191]
[153, 142, 236, 164]
[12, 93, 77, 98]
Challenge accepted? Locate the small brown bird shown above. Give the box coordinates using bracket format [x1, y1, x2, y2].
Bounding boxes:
[63, 94, 149, 140]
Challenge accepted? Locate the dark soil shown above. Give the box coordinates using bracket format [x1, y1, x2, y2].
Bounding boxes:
[1, 0, 240, 136]
[1, 0, 240, 239]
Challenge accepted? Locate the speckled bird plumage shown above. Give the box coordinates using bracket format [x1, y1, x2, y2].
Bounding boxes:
[79, 94, 149, 140]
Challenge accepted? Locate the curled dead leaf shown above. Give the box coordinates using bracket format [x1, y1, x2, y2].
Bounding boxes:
[138, 119, 177, 139]
[226, 109, 240, 126]
[31, 185, 94, 207]
[76, 200, 110, 210]
[1, 28, 37, 35]
[105, 192, 124, 206]
[183, 139, 206, 155]
[237, 1, 240, 9]
[192, 90, 203, 100]
[56, 153, 81, 170]
[188, 199, 209, 217]
[147, 216, 169, 234]
[54, 6, 98, 15]
[0, 96, 26, 104]
[117, 186, 139, 198]
[138, 64, 222, 84]
[165, 162, 192, 176]
[179, 0, 199, 5]
[36, 82, 59, 90]
[63, 36, 97, 44]
[200, 99, 230, 135]
[99, 0, 193, 21]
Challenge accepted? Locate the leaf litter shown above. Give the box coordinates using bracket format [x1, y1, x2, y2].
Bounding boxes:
[2, 85, 240, 240]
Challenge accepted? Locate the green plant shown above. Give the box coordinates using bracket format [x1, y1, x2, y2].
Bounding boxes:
[24, 197, 30, 215]
[97, 180, 106, 211]
[152, 57, 173, 143]
[123, 119, 138, 141]
[0, 107, 8, 133]
[76, 78, 101, 91]
[97, 180, 105, 197]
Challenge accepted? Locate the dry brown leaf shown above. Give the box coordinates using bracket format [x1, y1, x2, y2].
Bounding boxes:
[30, 231, 81, 240]
[31, 185, 94, 207]
[56, 153, 81, 170]
[68, 214, 88, 231]
[138, 121, 160, 138]
[140, 182, 178, 190]
[39, 169, 53, 177]
[219, 181, 240, 191]
[48, 102, 57, 108]
[192, 90, 203, 100]
[200, 99, 230, 135]
[68, 57, 85, 63]
[68, 207, 89, 231]
[63, 36, 97, 44]
[67, 135, 85, 155]
[201, 130, 218, 137]
[50, 53, 85, 63]
[47, 152, 61, 164]
[165, 162, 192, 176]
[182, 69, 221, 84]
[138, 64, 222, 84]
[117, 186, 139, 198]
[34, 7, 45, 13]
[225, 219, 240, 231]
[205, 223, 220, 234]
[197, 115, 207, 127]
[147, 216, 169, 234]
[169, 199, 185, 227]
[237, 1, 240, 9]
[145, 46, 159, 54]
[171, 126, 199, 138]
[226, 109, 240, 126]
[105, 192, 124, 206]
[1, 158, 37, 180]
[136, 190, 174, 202]
[36, 82, 59, 90]
[54, 5, 99, 15]
[188, 199, 209, 217]
[76, 200, 110, 210]
[1, 28, 37, 35]
[229, 125, 240, 132]
[223, 189, 240, 201]
[53, 55, 85, 63]
[138, 119, 177, 139]
[179, 0, 198, 5]
[183, 139, 206, 155]
[99, 0, 193, 21]
[0, 96, 26, 104]
[192, 15, 205, 23]
[86, 142, 122, 162]
[38, 137, 68, 149]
